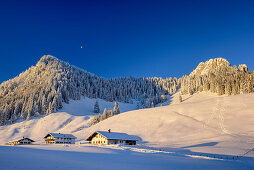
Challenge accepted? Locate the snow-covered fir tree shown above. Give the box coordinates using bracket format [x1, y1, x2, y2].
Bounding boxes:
[178, 94, 182, 103]
[113, 101, 120, 115]
[101, 108, 108, 120]
[136, 102, 140, 109]
[90, 108, 114, 126]
[94, 100, 100, 113]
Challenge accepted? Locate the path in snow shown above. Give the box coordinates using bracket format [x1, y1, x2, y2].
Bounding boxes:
[203, 97, 228, 134]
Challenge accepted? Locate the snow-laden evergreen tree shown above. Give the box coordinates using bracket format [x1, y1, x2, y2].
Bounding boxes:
[178, 94, 182, 103]
[89, 115, 100, 126]
[0, 111, 4, 126]
[113, 101, 120, 115]
[90, 108, 114, 126]
[107, 110, 113, 117]
[35, 112, 40, 117]
[26, 111, 31, 121]
[160, 94, 167, 101]
[94, 100, 100, 113]
[136, 102, 140, 109]
[102, 108, 108, 120]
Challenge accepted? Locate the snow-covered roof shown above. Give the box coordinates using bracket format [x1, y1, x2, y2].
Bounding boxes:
[86, 131, 138, 141]
[44, 133, 76, 139]
[9, 138, 35, 143]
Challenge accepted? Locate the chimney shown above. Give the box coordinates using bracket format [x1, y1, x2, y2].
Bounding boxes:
[108, 129, 111, 133]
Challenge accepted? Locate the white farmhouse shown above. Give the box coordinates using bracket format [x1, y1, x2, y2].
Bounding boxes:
[8, 137, 35, 146]
[85, 130, 138, 145]
[44, 133, 76, 144]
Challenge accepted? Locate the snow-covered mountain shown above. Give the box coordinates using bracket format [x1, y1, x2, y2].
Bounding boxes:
[0, 55, 253, 126]
[190, 58, 249, 77]
[190, 58, 232, 76]
[0, 55, 178, 125]
[180, 58, 253, 95]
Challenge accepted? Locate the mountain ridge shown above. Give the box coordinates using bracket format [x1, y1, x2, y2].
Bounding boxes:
[189, 57, 249, 77]
[181, 57, 253, 95]
[0, 55, 253, 125]
[0, 55, 177, 125]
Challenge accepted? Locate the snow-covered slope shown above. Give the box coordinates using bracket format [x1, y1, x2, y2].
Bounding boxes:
[76, 92, 254, 156]
[0, 98, 137, 144]
[1, 92, 254, 157]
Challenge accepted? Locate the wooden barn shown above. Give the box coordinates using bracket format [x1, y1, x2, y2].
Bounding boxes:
[85, 130, 138, 145]
[8, 137, 35, 146]
[44, 133, 76, 144]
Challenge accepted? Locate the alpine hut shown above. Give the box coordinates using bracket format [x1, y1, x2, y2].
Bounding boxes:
[8, 137, 35, 146]
[44, 133, 77, 144]
[85, 130, 137, 145]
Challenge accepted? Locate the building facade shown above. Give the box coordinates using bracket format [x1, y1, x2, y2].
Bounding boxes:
[44, 133, 76, 144]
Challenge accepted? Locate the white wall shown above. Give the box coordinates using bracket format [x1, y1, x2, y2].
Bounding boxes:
[91, 134, 108, 145]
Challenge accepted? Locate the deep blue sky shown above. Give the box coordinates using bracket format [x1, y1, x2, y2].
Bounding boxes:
[0, 0, 254, 83]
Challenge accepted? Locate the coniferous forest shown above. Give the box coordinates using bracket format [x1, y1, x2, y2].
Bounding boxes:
[0, 55, 253, 125]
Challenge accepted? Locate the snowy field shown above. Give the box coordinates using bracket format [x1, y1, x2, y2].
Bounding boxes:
[1, 92, 254, 169]
[1, 144, 254, 170]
